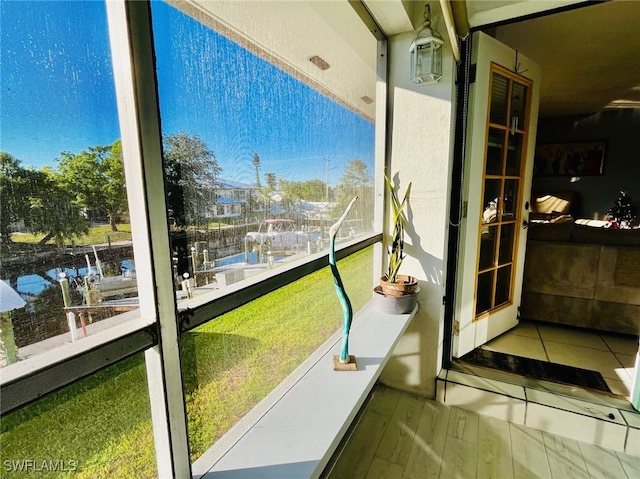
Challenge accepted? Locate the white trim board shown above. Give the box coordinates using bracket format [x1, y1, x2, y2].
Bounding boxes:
[193, 300, 417, 479]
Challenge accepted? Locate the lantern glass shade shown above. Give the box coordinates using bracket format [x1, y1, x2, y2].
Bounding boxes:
[410, 33, 443, 84]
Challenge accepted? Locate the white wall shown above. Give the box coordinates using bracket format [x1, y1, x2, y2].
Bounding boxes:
[378, 14, 456, 398]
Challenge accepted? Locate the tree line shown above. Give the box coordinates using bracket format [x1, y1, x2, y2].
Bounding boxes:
[0, 144, 125, 245]
[1, 132, 374, 245]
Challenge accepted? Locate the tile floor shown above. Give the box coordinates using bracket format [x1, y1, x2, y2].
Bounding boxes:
[323, 384, 640, 479]
[481, 319, 639, 398]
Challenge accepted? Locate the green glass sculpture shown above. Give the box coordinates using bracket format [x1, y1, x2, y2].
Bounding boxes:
[329, 196, 358, 370]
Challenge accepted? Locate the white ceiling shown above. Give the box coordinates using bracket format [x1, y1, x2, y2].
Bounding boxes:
[176, 0, 378, 120]
[368, 0, 640, 118]
[177, 1, 639, 120]
[492, 1, 640, 117]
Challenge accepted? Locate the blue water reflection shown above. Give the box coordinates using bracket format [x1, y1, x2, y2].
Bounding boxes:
[10, 260, 136, 297]
[215, 252, 284, 266]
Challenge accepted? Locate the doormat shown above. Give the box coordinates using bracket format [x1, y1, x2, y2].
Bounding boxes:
[459, 348, 612, 393]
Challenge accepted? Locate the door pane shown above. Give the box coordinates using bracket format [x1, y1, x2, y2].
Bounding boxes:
[482, 179, 501, 224]
[506, 132, 523, 176]
[486, 128, 504, 175]
[510, 82, 528, 128]
[476, 270, 494, 315]
[498, 223, 515, 265]
[495, 265, 512, 307]
[479, 226, 497, 271]
[468, 50, 536, 329]
[502, 179, 519, 221]
[490, 72, 509, 125]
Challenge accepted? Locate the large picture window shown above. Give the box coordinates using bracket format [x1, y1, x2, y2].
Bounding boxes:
[1, 352, 156, 479]
[182, 247, 373, 462]
[0, 0, 142, 366]
[151, 1, 377, 302]
[1, 1, 384, 476]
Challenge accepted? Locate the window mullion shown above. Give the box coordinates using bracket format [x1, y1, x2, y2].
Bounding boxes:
[374, 38, 388, 287]
[106, 1, 191, 477]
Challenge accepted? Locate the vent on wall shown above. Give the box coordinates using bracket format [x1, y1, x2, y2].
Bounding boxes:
[309, 55, 330, 71]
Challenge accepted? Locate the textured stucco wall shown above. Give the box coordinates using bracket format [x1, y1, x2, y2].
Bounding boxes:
[378, 24, 455, 398]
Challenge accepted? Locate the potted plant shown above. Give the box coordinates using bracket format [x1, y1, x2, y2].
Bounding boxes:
[374, 176, 419, 313]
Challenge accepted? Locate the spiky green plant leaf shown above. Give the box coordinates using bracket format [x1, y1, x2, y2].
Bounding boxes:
[385, 176, 411, 283]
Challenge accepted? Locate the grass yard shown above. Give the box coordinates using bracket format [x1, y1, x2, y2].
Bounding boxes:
[9, 224, 132, 246]
[8, 223, 245, 247]
[0, 247, 373, 478]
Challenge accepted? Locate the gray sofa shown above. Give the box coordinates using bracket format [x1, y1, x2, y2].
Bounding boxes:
[522, 223, 640, 335]
[522, 191, 640, 335]
[528, 217, 640, 246]
[521, 240, 640, 335]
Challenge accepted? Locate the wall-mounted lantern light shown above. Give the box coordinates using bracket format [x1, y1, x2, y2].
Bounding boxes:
[410, 4, 444, 85]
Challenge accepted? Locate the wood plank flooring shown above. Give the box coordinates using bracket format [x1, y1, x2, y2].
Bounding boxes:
[322, 384, 640, 479]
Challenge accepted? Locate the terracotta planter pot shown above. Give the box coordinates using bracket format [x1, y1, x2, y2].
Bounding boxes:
[379, 274, 418, 297]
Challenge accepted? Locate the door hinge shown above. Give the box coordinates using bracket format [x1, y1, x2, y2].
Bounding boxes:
[461, 201, 468, 219]
[453, 319, 460, 336]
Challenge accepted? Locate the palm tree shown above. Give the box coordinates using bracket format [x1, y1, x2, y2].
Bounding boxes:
[253, 153, 261, 187]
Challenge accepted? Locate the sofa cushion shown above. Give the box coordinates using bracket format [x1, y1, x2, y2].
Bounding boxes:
[528, 219, 574, 242]
[530, 191, 577, 220]
[572, 224, 640, 246]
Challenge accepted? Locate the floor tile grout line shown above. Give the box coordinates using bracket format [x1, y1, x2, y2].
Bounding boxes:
[327, 386, 640, 479]
[369, 391, 393, 478]
[536, 323, 613, 348]
[600, 332, 618, 356]
[372, 393, 426, 468]
[538, 334, 611, 350]
[612, 353, 635, 382]
[535, 322, 551, 362]
[542, 338, 619, 353]
[500, 322, 634, 399]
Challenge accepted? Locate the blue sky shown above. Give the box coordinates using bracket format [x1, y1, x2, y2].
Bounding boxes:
[0, 0, 374, 185]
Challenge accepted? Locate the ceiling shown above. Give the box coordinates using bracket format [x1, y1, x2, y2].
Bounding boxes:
[367, 0, 640, 118]
[177, 0, 378, 120]
[179, 1, 639, 120]
[491, 1, 640, 117]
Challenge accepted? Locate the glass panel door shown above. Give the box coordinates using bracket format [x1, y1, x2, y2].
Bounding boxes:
[475, 65, 531, 320]
[453, 32, 540, 358]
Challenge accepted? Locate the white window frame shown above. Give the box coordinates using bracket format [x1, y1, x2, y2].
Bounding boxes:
[0, 1, 387, 477]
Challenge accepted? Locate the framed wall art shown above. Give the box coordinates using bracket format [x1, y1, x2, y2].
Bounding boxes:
[534, 140, 606, 177]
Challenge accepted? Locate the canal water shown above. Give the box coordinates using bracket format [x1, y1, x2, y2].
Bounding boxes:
[5, 248, 260, 348]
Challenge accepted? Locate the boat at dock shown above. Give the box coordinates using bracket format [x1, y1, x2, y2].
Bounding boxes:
[245, 219, 312, 255]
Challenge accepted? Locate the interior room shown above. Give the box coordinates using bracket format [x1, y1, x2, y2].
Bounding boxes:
[451, 0, 640, 402]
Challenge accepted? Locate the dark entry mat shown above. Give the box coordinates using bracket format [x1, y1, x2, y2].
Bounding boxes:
[459, 348, 612, 393]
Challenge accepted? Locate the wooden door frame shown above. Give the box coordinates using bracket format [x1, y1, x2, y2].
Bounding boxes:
[472, 62, 533, 322]
[443, 8, 639, 413]
[443, 31, 538, 366]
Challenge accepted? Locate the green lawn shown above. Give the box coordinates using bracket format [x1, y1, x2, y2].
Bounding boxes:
[0, 248, 373, 478]
[8, 222, 251, 247]
[9, 224, 132, 246]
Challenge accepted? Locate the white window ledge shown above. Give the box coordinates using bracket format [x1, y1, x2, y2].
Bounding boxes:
[193, 300, 417, 479]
